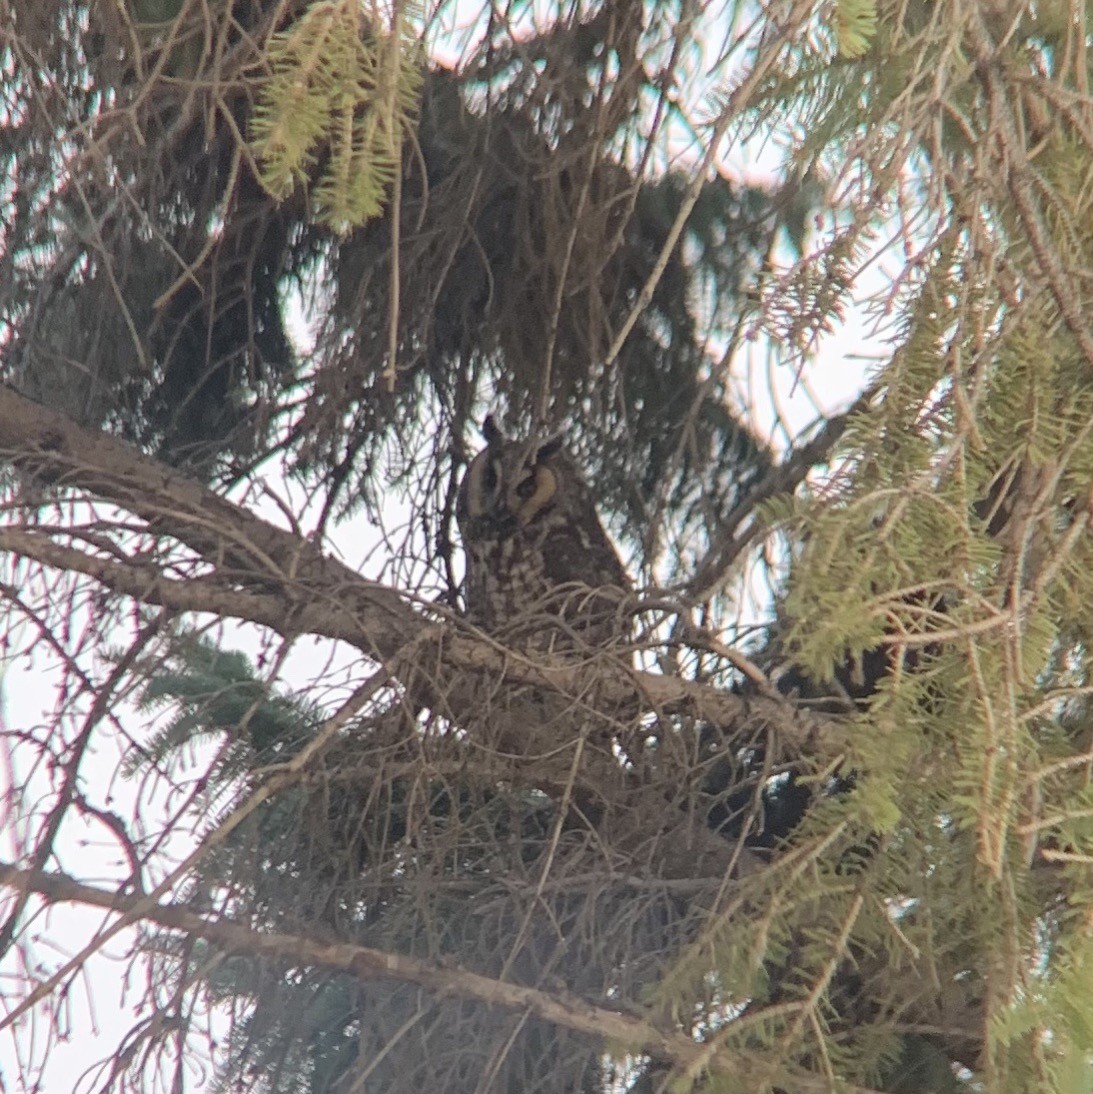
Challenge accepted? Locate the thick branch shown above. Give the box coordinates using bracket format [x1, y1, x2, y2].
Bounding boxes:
[0, 385, 842, 760]
[0, 384, 417, 652]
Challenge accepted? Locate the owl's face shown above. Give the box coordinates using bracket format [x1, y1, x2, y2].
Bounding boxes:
[456, 421, 566, 545]
[456, 418, 630, 642]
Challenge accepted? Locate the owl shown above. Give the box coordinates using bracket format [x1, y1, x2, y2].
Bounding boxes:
[456, 417, 632, 652]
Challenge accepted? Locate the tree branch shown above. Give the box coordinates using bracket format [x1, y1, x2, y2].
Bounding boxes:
[0, 385, 417, 649]
[0, 861, 894, 1092]
[0, 861, 704, 1068]
[968, 13, 1093, 376]
[687, 387, 876, 600]
[0, 385, 843, 761]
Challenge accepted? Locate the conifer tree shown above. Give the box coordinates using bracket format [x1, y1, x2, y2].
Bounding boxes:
[2, 2, 1092, 1092]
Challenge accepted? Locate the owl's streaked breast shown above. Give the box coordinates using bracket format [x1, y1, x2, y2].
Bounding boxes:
[456, 421, 631, 652]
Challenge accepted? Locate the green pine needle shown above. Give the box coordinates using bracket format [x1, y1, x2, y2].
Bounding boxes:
[250, 0, 423, 231]
[832, 0, 878, 59]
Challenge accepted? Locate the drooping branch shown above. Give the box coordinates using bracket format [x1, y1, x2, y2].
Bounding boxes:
[0, 861, 886, 1093]
[967, 12, 1093, 379]
[0, 861, 701, 1066]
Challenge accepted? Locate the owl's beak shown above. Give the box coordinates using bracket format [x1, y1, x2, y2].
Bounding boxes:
[493, 511, 521, 538]
[469, 509, 519, 540]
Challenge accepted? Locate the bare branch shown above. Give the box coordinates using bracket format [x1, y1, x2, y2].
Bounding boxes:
[0, 861, 704, 1068]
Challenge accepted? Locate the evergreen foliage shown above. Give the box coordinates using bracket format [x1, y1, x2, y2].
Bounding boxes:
[1, 2, 1092, 1093]
[250, 0, 424, 230]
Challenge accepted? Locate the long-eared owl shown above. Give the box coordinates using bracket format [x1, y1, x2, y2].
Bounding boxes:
[456, 418, 631, 651]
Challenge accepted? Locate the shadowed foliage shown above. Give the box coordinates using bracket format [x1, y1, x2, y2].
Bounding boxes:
[2, 2, 1093, 1093]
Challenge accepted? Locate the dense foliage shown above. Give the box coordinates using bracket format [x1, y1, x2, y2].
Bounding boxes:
[2, 2, 1093, 1093]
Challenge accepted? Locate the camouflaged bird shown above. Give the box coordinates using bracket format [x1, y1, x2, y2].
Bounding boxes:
[456, 417, 631, 653]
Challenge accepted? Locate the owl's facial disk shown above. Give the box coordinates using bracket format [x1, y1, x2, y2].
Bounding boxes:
[462, 437, 561, 537]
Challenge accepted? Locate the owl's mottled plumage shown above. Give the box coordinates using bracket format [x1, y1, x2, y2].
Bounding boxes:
[456, 418, 631, 651]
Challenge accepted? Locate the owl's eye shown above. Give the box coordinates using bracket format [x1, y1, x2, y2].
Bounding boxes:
[515, 473, 537, 499]
[482, 461, 499, 493]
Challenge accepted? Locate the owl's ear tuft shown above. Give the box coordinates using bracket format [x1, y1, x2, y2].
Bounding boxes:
[535, 433, 564, 463]
[482, 415, 505, 445]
